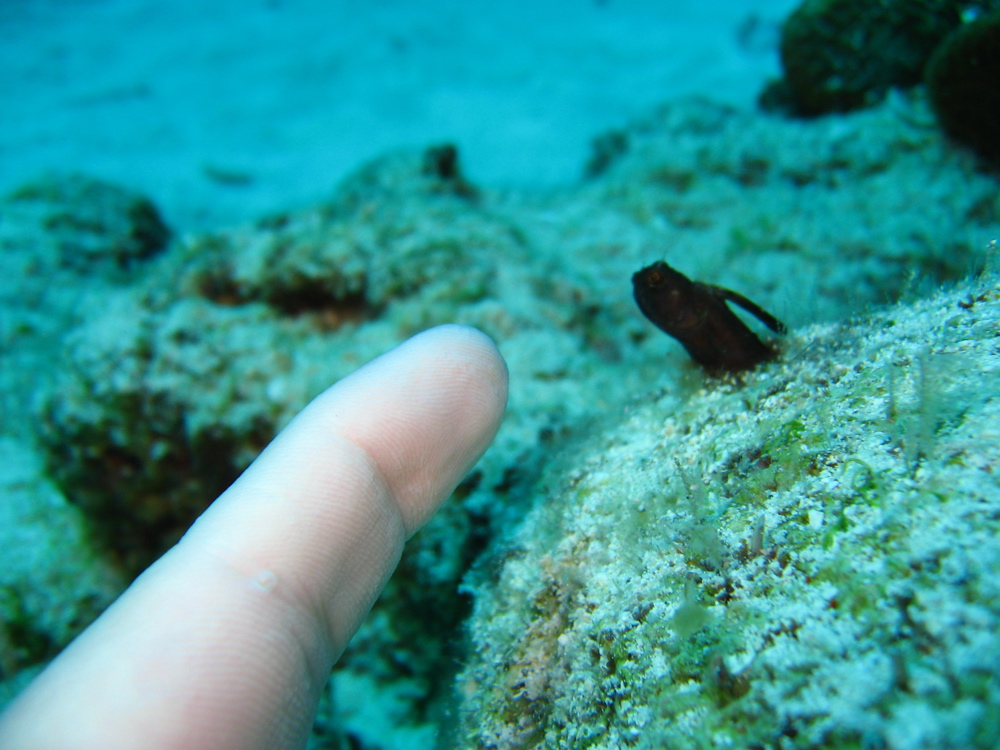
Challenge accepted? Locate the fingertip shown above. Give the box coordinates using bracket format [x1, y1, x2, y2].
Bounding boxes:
[412, 323, 509, 432]
[348, 324, 508, 534]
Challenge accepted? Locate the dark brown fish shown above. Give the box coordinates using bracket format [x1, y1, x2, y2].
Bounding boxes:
[632, 261, 786, 372]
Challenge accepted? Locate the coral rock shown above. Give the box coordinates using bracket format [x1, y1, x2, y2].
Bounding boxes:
[926, 11, 1000, 162]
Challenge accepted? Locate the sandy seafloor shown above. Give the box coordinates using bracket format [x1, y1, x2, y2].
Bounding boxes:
[1, 0, 797, 230]
[2, 1, 999, 749]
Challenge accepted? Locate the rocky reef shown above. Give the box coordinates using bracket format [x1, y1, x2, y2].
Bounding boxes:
[766, 0, 1000, 166]
[1, 86, 998, 746]
[768, 0, 976, 115]
[458, 267, 1000, 749]
[925, 10, 1000, 163]
[2, 172, 171, 274]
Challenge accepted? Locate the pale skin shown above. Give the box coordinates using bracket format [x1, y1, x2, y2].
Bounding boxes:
[0, 324, 509, 750]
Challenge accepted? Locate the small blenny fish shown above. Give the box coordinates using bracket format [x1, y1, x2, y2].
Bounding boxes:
[632, 261, 786, 372]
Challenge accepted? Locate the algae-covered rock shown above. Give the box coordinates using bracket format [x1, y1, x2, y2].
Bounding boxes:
[457, 268, 1000, 749]
[184, 147, 513, 321]
[13, 96, 1000, 747]
[767, 0, 998, 116]
[587, 95, 998, 323]
[0, 439, 123, 702]
[926, 11, 1000, 163]
[2, 173, 171, 273]
[39, 98, 1000, 575]
[38, 294, 340, 573]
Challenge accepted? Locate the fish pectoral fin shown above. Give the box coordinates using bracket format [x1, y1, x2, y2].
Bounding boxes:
[707, 285, 787, 334]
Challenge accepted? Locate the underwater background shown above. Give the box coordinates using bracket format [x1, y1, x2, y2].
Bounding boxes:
[1, 0, 999, 748]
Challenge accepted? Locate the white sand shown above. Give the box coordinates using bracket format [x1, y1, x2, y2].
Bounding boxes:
[1, 0, 797, 230]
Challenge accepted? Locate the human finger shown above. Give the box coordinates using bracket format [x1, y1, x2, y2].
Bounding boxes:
[0, 324, 508, 750]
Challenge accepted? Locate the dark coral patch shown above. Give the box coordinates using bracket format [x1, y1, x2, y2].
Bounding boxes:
[768, 0, 968, 116]
[926, 12, 1000, 163]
